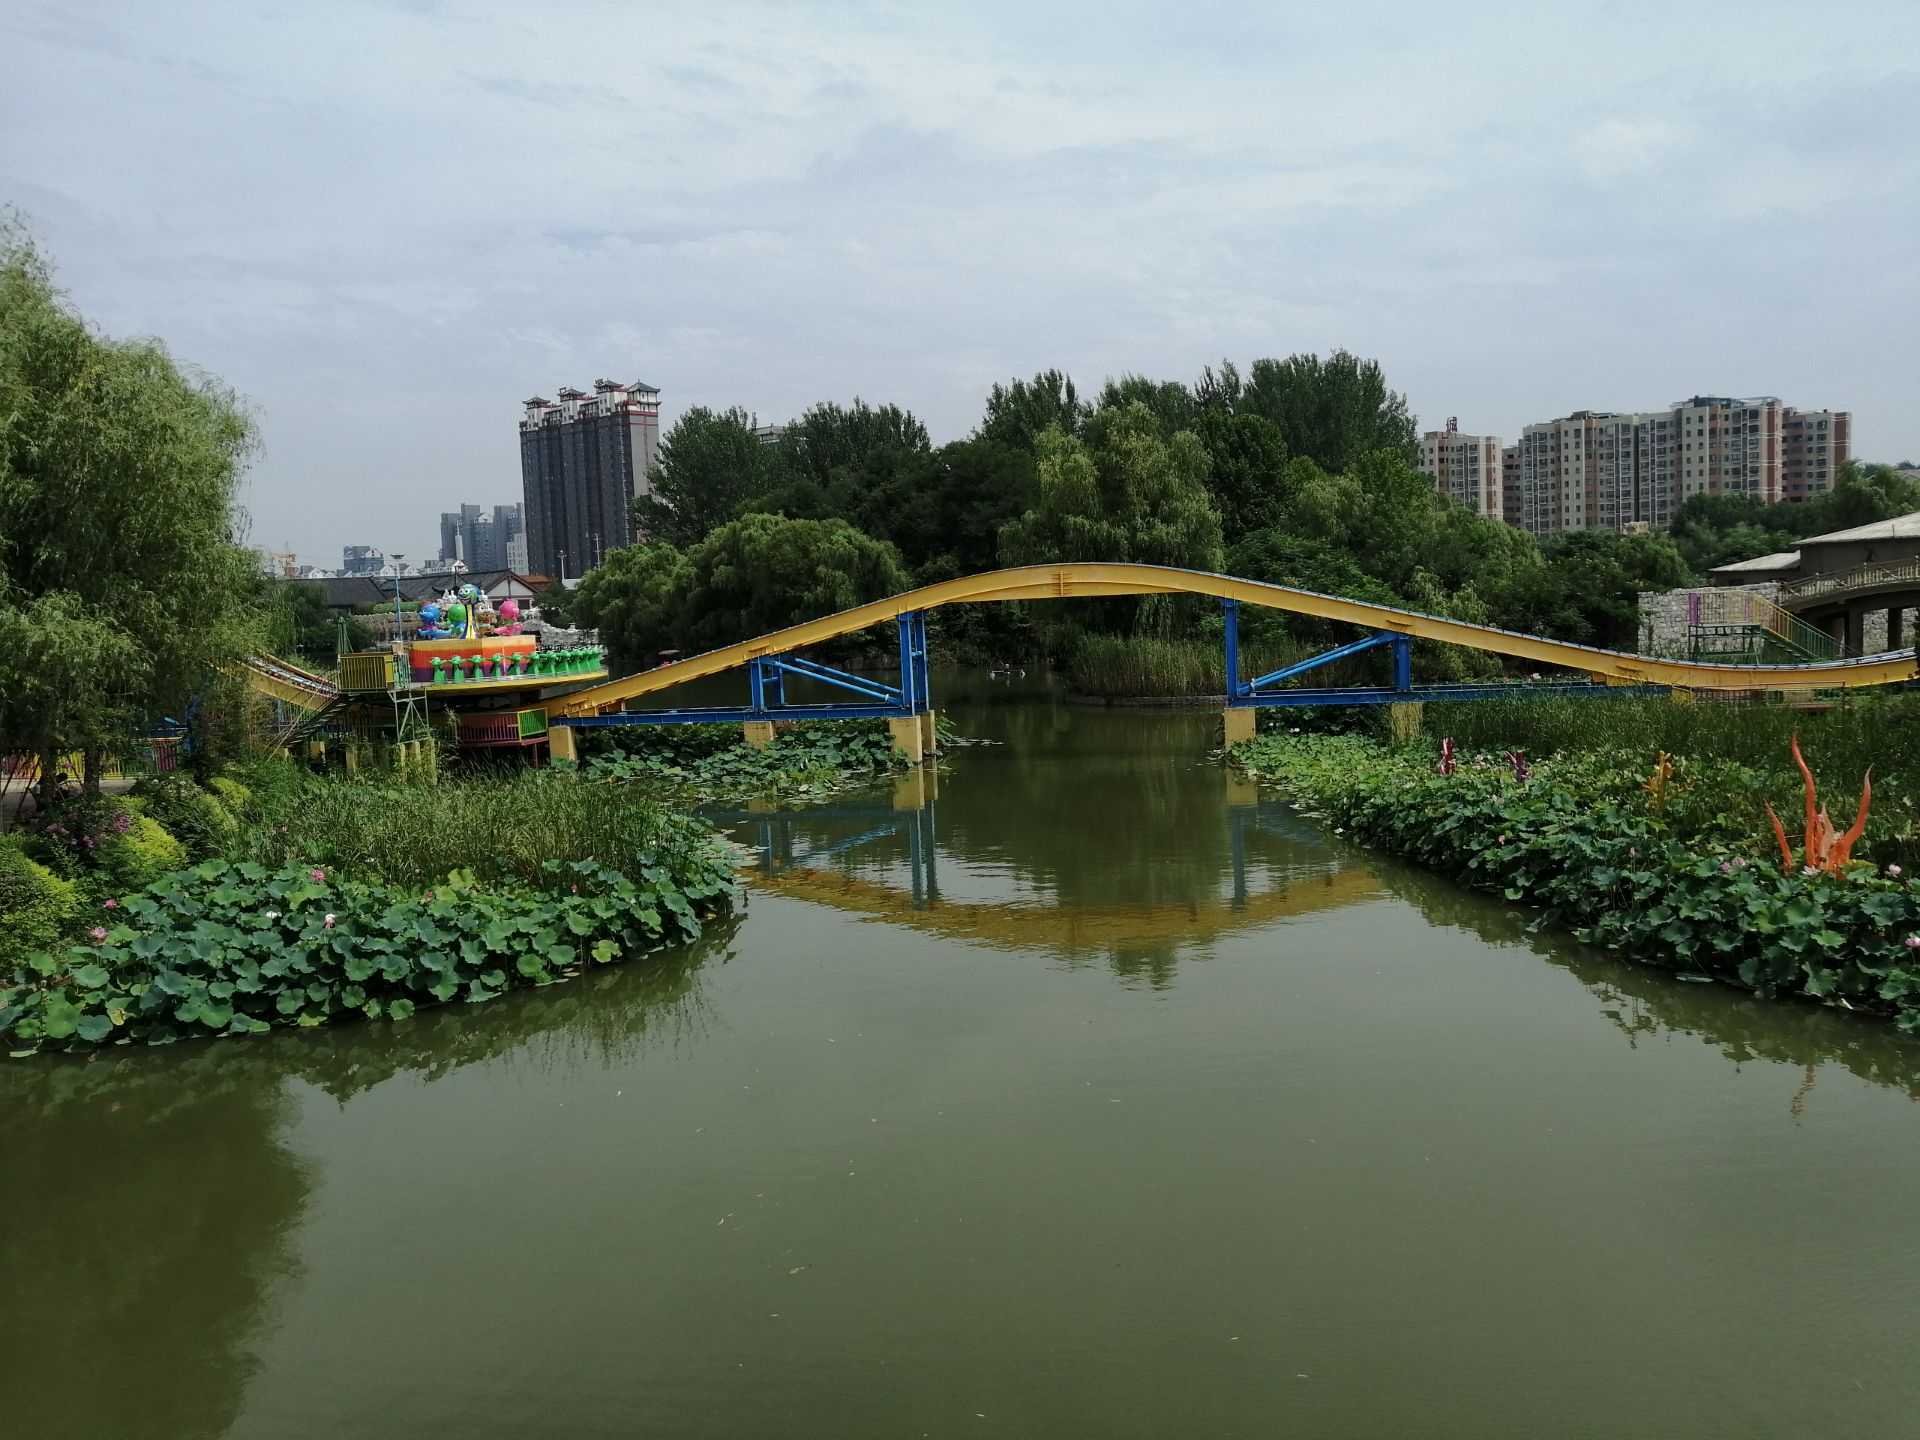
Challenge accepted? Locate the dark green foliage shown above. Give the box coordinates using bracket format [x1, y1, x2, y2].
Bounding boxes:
[584, 719, 907, 799]
[633, 405, 780, 547]
[676, 513, 910, 651]
[977, 369, 1088, 451]
[1238, 350, 1419, 473]
[263, 579, 368, 664]
[0, 837, 79, 970]
[1668, 462, 1920, 575]
[127, 773, 239, 859]
[568, 541, 691, 674]
[0, 851, 738, 1053]
[17, 793, 188, 898]
[1233, 735, 1920, 1031]
[1506, 530, 1692, 649]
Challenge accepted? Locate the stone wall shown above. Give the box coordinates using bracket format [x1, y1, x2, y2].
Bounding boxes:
[1638, 583, 1888, 657]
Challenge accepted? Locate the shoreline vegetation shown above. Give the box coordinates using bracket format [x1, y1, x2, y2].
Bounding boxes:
[1230, 696, 1920, 1032]
[0, 723, 920, 1058]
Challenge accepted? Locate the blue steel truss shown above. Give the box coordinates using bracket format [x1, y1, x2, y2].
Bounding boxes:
[555, 612, 932, 729]
[1222, 598, 1668, 708]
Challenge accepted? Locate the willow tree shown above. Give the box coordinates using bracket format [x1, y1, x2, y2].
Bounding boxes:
[0, 222, 263, 792]
[998, 401, 1224, 637]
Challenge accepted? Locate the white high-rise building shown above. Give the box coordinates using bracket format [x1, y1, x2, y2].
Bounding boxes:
[1420, 421, 1503, 520]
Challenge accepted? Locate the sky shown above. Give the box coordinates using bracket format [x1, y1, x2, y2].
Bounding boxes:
[3, 1, 1917, 566]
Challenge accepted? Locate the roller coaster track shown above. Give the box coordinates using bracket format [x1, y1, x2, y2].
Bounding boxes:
[238, 655, 339, 710]
[546, 562, 1920, 719]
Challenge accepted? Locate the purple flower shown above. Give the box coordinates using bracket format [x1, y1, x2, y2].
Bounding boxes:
[310, 868, 327, 883]
[87, 926, 107, 943]
[1719, 861, 1732, 875]
[110, 811, 131, 834]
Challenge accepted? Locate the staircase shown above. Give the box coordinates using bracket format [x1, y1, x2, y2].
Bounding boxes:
[1685, 589, 1841, 663]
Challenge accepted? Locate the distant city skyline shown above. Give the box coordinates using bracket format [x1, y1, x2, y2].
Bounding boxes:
[6, 2, 1917, 560]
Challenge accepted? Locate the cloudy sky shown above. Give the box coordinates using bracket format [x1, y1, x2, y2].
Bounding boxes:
[4, 1, 1916, 564]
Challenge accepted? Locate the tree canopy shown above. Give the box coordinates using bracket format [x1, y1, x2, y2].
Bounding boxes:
[0, 223, 263, 785]
[634, 405, 779, 547]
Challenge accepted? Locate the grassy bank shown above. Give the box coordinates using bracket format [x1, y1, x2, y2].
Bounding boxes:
[1231, 733, 1920, 1032]
[2, 764, 741, 1054]
[580, 718, 912, 799]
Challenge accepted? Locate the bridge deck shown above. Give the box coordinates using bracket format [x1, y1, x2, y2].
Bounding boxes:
[545, 563, 1920, 719]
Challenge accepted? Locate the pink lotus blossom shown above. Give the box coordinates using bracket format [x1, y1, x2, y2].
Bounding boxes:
[102, 898, 118, 910]
[1890, 865, 1904, 877]
[1719, 861, 1732, 875]
[423, 891, 435, 903]
[323, 913, 337, 929]
[1906, 935, 1920, 951]
[88, 926, 107, 943]
[310, 868, 327, 883]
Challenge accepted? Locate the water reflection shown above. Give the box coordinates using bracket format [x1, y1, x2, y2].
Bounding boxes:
[1374, 857, 1920, 1104]
[0, 919, 740, 1438]
[711, 762, 1366, 988]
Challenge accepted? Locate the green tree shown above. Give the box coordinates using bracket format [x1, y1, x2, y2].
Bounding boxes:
[568, 541, 691, 674]
[775, 399, 931, 489]
[999, 404, 1224, 635]
[0, 223, 263, 793]
[634, 405, 778, 547]
[263, 580, 368, 664]
[1240, 350, 1418, 473]
[977, 369, 1087, 451]
[1510, 530, 1691, 650]
[1089, 374, 1198, 439]
[675, 513, 911, 652]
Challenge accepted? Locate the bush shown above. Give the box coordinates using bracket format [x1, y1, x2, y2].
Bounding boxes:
[129, 774, 239, 859]
[97, 811, 190, 896]
[0, 837, 80, 969]
[206, 774, 253, 815]
[0, 851, 740, 1052]
[1232, 735, 1920, 1031]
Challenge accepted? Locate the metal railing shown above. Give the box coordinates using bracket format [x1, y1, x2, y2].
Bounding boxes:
[1685, 589, 1841, 662]
[1780, 558, 1920, 606]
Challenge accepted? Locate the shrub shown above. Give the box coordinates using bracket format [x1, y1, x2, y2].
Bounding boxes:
[206, 774, 254, 816]
[0, 837, 80, 970]
[129, 774, 239, 859]
[97, 811, 190, 896]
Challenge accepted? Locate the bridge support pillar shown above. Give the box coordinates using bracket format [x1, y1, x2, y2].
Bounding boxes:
[1888, 607, 1905, 650]
[548, 723, 577, 767]
[1845, 606, 1868, 656]
[1387, 701, 1424, 743]
[743, 721, 776, 750]
[918, 709, 938, 757]
[888, 714, 924, 764]
[1223, 706, 1256, 746]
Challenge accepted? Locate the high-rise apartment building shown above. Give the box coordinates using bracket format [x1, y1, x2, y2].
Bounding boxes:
[1419, 421, 1503, 520]
[1497, 394, 1849, 539]
[519, 378, 661, 579]
[437, 502, 525, 571]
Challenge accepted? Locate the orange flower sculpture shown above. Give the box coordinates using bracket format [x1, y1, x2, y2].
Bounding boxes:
[1765, 735, 1871, 875]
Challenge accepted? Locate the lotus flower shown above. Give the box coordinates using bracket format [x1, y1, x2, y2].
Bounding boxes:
[323, 913, 337, 930]
[310, 868, 327, 883]
[88, 926, 107, 943]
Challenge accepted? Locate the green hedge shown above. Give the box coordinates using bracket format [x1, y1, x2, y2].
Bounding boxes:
[1231, 735, 1920, 1032]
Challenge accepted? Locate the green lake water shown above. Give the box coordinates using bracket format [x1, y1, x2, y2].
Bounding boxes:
[7, 680, 1920, 1438]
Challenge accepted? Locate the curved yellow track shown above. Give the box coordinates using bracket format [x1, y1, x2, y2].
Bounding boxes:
[547, 562, 1919, 718]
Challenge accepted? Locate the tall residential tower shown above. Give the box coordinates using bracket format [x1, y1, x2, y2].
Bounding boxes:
[518, 378, 661, 579]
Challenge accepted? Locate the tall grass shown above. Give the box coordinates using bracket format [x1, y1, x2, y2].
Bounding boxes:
[1426, 693, 1920, 781]
[1067, 634, 1323, 698]
[233, 762, 709, 889]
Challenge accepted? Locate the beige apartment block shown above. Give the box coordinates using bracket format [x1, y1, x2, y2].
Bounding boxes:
[1420, 423, 1503, 520]
[1494, 394, 1850, 538]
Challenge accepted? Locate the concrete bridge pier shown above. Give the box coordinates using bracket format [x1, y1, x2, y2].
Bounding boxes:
[888, 714, 925, 764]
[1223, 706, 1256, 746]
[743, 721, 776, 749]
